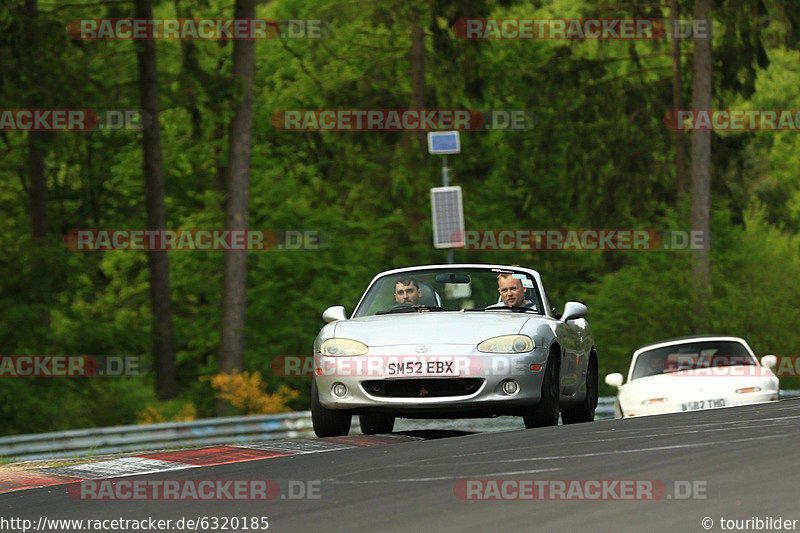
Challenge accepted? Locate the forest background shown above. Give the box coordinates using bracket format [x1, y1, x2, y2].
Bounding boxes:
[2, 0, 800, 435]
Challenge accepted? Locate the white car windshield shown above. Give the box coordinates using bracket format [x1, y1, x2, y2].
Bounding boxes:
[631, 340, 756, 380]
[353, 267, 543, 318]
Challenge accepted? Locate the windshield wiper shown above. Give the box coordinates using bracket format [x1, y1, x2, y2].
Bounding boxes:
[376, 304, 445, 315]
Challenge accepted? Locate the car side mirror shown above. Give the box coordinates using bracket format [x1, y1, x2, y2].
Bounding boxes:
[605, 373, 624, 387]
[761, 355, 777, 368]
[561, 301, 587, 322]
[322, 305, 347, 323]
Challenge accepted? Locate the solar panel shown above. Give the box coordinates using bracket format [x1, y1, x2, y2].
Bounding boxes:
[430, 186, 465, 248]
[427, 131, 461, 154]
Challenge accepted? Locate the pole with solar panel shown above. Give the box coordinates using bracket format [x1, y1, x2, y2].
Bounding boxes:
[427, 131, 465, 264]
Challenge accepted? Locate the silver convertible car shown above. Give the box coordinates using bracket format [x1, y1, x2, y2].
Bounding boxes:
[311, 264, 598, 436]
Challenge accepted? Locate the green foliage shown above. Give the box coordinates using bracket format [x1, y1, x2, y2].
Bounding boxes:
[1, 0, 799, 433]
[587, 205, 800, 395]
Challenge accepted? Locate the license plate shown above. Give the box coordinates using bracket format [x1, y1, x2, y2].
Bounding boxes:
[681, 398, 726, 411]
[386, 359, 456, 377]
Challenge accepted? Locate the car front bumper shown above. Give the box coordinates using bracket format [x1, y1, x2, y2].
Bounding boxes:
[314, 344, 550, 417]
[620, 390, 779, 418]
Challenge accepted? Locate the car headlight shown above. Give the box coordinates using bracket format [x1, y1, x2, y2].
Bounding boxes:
[477, 335, 534, 354]
[320, 338, 368, 356]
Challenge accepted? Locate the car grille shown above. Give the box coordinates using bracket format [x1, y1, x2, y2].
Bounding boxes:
[361, 378, 483, 398]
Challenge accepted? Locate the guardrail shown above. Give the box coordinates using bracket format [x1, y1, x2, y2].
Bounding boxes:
[0, 412, 316, 462]
[1, 392, 796, 462]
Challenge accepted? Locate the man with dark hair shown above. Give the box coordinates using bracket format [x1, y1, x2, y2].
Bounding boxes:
[394, 277, 421, 305]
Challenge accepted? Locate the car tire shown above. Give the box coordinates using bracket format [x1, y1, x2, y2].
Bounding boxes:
[311, 379, 352, 437]
[359, 413, 395, 434]
[561, 352, 598, 424]
[523, 347, 561, 428]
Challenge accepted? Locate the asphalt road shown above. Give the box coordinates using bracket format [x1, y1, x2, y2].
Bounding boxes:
[4, 399, 800, 533]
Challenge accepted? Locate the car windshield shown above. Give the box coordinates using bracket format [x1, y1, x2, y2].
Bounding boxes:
[631, 340, 756, 380]
[352, 267, 543, 318]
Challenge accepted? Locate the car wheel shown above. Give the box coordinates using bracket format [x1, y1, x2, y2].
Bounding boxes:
[359, 413, 395, 434]
[523, 347, 561, 428]
[311, 378, 352, 437]
[561, 353, 598, 424]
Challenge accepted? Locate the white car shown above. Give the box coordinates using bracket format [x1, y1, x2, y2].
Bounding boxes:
[604, 335, 779, 418]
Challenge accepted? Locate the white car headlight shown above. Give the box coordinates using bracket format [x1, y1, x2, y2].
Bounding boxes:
[477, 335, 534, 354]
[320, 338, 368, 356]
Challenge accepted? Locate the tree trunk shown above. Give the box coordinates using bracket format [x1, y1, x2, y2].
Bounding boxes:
[690, 0, 713, 333]
[26, 0, 47, 243]
[218, 0, 256, 414]
[25, 0, 50, 328]
[215, 40, 230, 195]
[410, 7, 426, 152]
[671, 0, 689, 202]
[135, 0, 177, 399]
[28, 134, 48, 244]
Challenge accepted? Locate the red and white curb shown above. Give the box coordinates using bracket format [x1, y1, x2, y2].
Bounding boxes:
[0, 434, 421, 494]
